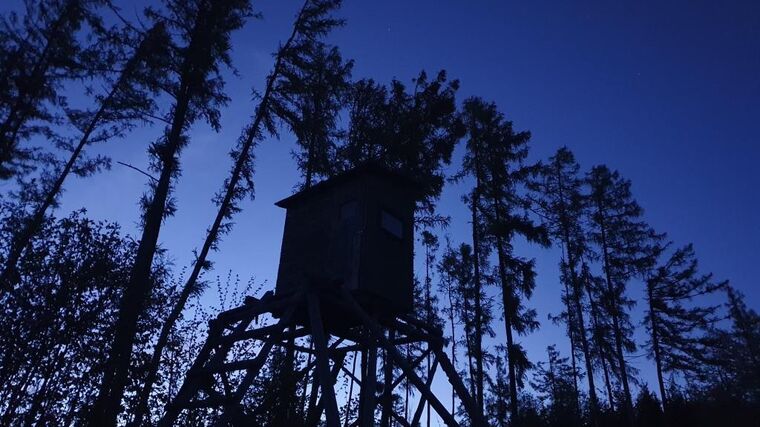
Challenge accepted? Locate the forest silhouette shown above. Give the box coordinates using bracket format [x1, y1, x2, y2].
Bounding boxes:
[0, 0, 758, 426]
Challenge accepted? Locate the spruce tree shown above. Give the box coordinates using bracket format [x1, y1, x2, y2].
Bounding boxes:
[530, 147, 602, 424]
[438, 239, 463, 415]
[580, 261, 619, 411]
[0, 0, 111, 179]
[271, 42, 352, 189]
[420, 229, 442, 426]
[458, 99, 489, 413]
[486, 345, 511, 427]
[702, 287, 760, 404]
[339, 70, 463, 225]
[438, 242, 492, 409]
[644, 242, 725, 410]
[461, 96, 548, 420]
[129, 2, 348, 424]
[0, 21, 170, 294]
[586, 165, 652, 427]
[88, 0, 252, 424]
[531, 345, 581, 427]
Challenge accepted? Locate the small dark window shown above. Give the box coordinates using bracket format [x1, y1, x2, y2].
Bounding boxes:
[340, 200, 358, 220]
[380, 209, 403, 239]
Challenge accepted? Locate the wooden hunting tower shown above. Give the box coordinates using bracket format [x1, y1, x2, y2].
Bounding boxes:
[161, 165, 487, 427]
[274, 164, 417, 316]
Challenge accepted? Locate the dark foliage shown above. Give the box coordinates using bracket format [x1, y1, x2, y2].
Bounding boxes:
[0, 210, 175, 425]
[339, 70, 464, 224]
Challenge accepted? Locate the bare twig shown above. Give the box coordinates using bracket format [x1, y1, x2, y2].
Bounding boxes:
[116, 161, 158, 182]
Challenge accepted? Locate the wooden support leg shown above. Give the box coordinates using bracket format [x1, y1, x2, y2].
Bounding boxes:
[159, 296, 297, 426]
[303, 341, 345, 421]
[305, 367, 321, 423]
[380, 329, 394, 427]
[343, 352, 358, 427]
[337, 289, 461, 427]
[307, 292, 341, 427]
[431, 345, 486, 427]
[412, 358, 439, 427]
[276, 326, 297, 426]
[301, 340, 315, 415]
[359, 339, 377, 427]
[216, 308, 297, 425]
[306, 352, 346, 427]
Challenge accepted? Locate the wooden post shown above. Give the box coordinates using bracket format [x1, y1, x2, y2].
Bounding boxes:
[431, 345, 486, 427]
[306, 352, 347, 426]
[337, 289, 462, 427]
[160, 287, 480, 427]
[380, 329, 395, 427]
[412, 358, 439, 427]
[343, 353, 358, 427]
[307, 292, 341, 427]
[159, 297, 297, 426]
[359, 337, 377, 426]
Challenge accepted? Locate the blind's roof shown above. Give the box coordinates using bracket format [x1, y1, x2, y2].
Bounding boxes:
[275, 163, 420, 209]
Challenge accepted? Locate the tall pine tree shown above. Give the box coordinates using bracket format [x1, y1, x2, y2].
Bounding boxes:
[586, 165, 652, 427]
[272, 41, 352, 189]
[88, 0, 252, 424]
[644, 242, 726, 410]
[0, 0, 111, 179]
[130, 1, 349, 424]
[530, 147, 602, 425]
[339, 70, 463, 225]
[463, 96, 549, 421]
[1, 21, 170, 294]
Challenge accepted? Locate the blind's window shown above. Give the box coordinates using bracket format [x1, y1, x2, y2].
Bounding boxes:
[380, 209, 403, 239]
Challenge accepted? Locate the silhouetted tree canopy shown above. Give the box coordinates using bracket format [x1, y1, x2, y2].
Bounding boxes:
[340, 70, 464, 224]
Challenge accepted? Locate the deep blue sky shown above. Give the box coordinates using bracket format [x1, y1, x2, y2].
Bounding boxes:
[4, 0, 758, 405]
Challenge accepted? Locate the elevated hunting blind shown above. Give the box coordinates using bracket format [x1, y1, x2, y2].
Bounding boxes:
[162, 164, 487, 427]
[274, 164, 418, 317]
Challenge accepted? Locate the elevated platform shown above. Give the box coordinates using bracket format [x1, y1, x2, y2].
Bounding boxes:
[158, 284, 486, 427]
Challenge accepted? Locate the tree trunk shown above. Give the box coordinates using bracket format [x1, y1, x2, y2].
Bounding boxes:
[597, 211, 635, 427]
[87, 75, 192, 426]
[446, 277, 458, 415]
[558, 237, 599, 425]
[380, 330, 394, 426]
[129, 6, 310, 423]
[562, 276, 582, 415]
[504, 311, 519, 421]
[494, 235, 519, 420]
[359, 344, 378, 426]
[461, 283, 477, 401]
[554, 164, 600, 426]
[584, 274, 616, 411]
[470, 190, 485, 413]
[569, 270, 601, 425]
[647, 281, 668, 412]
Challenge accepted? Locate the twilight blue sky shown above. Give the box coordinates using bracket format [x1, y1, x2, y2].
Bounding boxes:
[3, 0, 759, 406]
